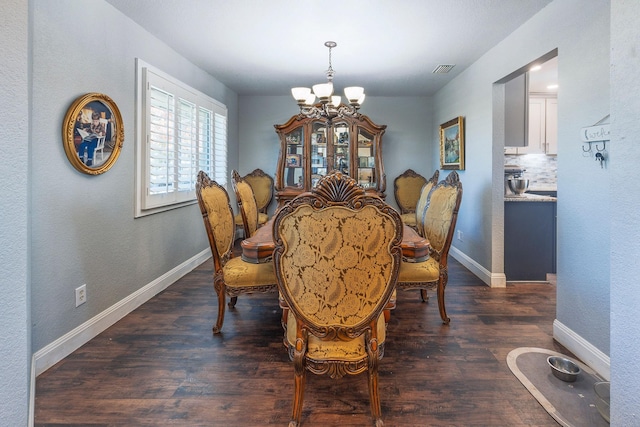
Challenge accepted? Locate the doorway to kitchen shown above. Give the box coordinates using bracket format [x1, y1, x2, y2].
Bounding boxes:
[492, 49, 558, 285]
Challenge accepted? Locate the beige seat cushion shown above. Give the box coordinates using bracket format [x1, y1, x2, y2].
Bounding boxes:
[223, 257, 276, 288]
[234, 212, 268, 226]
[397, 258, 439, 283]
[285, 313, 386, 361]
[401, 212, 417, 227]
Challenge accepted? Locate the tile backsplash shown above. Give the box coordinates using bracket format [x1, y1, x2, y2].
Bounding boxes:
[504, 154, 557, 190]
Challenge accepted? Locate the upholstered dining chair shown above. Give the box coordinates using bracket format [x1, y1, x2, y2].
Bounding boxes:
[397, 171, 463, 324]
[414, 170, 440, 237]
[195, 171, 278, 334]
[243, 168, 274, 215]
[231, 169, 264, 239]
[233, 169, 272, 235]
[393, 169, 427, 230]
[273, 172, 403, 427]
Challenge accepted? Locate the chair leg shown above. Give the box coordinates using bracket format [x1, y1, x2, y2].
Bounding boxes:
[212, 280, 226, 334]
[420, 289, 429, 302]
[437, 276, 450, 325]
[228, 296, 238, 308]
[367, 345, 384, 426]
[290, 340, 306, 427]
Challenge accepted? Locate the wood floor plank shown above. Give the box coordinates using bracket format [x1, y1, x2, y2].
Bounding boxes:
[35, 254, 566, 426]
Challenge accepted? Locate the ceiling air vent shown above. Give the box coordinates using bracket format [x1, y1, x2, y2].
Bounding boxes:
[432, 64, 455, 74]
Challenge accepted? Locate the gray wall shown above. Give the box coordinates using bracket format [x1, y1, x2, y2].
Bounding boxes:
[2, 0, 636, 425]
[238, 96, 434, 213]
[434, 0, 611, 355]
[610, 0, 640, 423]
[30, 0, 239, 352]
[0, 1, 30, 424]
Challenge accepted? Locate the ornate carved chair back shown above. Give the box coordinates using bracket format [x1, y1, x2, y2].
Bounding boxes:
[243, 168, 274, 215]
[423, 170, 463, 263]
[196, 171, 235, 272]
[273, 171, 403, 427]
[232, 169, 260, 238]
[414, 170, 440, 237]
[394, 169, 427, 214]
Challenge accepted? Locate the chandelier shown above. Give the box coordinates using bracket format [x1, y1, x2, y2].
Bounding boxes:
[291, 41, 366, 122]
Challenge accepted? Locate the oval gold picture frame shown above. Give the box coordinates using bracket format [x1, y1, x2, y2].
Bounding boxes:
[62, 93, 124, 175]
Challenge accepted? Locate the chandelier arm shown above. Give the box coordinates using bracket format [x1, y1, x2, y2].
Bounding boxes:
[336, 104, 360, 119]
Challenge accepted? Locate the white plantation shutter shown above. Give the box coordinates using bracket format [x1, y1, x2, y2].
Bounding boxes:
[213, 111, 227, 185]
[139, 65, 228, 212]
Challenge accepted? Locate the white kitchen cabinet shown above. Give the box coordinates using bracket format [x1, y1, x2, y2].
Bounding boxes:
[517, 96, 557, 155]
[544, 98, 557, 154]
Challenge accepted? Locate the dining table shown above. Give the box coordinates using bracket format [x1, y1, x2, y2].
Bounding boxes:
[241, 217, 430, 264]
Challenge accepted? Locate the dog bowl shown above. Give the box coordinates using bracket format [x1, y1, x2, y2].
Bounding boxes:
[547, 356, 581, 382]
[593, 381, 610, 423]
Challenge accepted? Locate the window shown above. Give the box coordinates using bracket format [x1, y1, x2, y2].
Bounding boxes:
[135, 60, 227, 217]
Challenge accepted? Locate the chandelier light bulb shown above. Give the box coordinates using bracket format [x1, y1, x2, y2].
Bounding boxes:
[331, 96, 341, 107]
[304, 93, 316, 106]
[312, 82, 334, 102]
[344, 86, 364, 104]
[292, 87, 311, 103]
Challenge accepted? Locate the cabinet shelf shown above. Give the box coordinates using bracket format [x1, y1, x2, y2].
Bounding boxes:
[274, 110, 387, 207]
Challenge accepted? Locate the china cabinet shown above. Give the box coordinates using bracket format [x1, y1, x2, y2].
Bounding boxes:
[274, 109, 387, 207]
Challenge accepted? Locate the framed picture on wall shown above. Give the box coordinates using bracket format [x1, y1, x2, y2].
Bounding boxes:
[62, 92, 124, 175]
[439, 116, 465, 170]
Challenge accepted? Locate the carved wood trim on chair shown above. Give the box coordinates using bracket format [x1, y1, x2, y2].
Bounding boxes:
[273, 171, 402, 427]
[231, 169, 261, 238]
[414, 170, 440, 237]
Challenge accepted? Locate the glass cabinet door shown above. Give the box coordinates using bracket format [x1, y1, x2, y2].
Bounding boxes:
[275, 111, 385, 208]
[333, 121, 350, 175]
[310, 121, 328, 187]
[356, 128, 375, 188]
[284, 127, 304, 188]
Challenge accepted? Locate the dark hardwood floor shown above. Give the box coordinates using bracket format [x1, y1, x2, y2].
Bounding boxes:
[35, 249, 566, 426]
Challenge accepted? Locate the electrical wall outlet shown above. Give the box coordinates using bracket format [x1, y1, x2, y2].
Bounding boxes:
[457, 230, 463, 241]
[75, 284, 87, 307]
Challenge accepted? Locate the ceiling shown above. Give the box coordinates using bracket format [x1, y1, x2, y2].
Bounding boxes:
[105, 0, 554, 97]
[529, 56, 558, 93]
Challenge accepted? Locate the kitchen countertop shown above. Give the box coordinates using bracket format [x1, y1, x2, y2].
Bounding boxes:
[505, 193, 557, 202]
[528, 185, 557, 192]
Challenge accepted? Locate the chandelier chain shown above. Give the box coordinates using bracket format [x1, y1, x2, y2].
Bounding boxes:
[326, 42, 335, 81]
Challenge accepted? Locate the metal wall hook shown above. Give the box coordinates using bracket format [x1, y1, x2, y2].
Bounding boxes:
[596, 141, 606, 151]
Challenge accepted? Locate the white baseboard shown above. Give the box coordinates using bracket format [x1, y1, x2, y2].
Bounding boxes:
[450, 246, 506, 288]
[33, 249, 211, 377]
[553, 319, 610, 380]
[29, 355, 35, 427]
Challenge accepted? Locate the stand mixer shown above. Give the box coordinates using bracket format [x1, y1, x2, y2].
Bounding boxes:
[504, 165, 527, 195]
